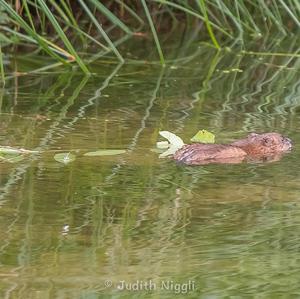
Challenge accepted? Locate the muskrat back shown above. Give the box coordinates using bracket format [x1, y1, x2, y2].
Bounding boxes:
[173, 132, 292, 165]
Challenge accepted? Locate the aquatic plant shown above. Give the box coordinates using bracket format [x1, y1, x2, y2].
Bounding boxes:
[0, 0, 300, 78]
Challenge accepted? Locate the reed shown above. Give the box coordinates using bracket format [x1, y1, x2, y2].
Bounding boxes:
[0, 0, 300, 74]
[0, 45, 4, 83]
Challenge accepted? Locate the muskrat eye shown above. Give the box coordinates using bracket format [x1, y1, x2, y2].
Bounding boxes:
[263, 137, 273, 145]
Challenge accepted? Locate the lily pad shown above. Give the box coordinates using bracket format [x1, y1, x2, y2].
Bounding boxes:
[191, 130, 215, 144]
[54, 153, 76, 164]
[84, 150, 126, 157]
[159, 131, 185, 148]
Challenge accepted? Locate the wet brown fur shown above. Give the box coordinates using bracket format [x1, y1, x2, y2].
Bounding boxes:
[173, 133, 292, 165]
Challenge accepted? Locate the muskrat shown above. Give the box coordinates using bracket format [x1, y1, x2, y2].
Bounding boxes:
[173, 133, 292, 165]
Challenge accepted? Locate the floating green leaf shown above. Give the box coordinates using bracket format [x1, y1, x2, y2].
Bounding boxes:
[150, 148, 165, 154]
[0, 154, 25, 163]
[84, 150, 126, 157]
[156, 141, 169, 149]
[54, 152, 76, 164]
[191, 130, 215, 143]
[158, 131, 185, 158]
[159, 131, 185, 148]
[0, 146, 39, 154]
[159, 145, 180, 158]
[0, 147, 27, 163]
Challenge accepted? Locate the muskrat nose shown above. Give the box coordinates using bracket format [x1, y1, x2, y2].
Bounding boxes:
[286, 137, 292, 144]
[285, 137, 292, 149]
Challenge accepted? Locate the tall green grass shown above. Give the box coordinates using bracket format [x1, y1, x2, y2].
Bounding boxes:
[1, 0, 300, 74]
[0, 45, 4, 83]
[197, 0, 220, 49]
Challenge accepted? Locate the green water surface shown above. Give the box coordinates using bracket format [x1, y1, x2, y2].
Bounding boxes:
[0, 44, 300, 298]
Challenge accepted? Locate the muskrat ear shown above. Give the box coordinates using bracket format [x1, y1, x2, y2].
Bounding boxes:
[248, 132, 258, 138]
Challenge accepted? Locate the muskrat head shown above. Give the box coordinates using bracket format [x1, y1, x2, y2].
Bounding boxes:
[247, 132, 292, 154]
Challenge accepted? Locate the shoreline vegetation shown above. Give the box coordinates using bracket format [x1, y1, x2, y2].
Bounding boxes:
[1, 0, 300, 78]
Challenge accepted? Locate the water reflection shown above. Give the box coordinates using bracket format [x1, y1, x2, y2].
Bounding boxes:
[0, 45, 300, 298]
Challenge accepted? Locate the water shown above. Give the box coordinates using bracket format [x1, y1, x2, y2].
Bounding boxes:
[1, 44, 300, 298]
